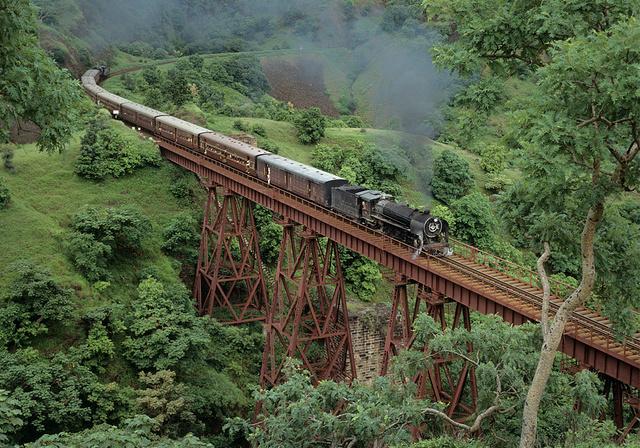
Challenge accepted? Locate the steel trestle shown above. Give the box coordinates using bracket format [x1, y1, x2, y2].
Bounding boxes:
[261, 220, 356, 387]
[194, 185, 269, 324]
[381, 276, 478, 419]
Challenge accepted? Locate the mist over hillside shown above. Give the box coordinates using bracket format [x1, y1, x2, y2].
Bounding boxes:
[36, 0, 457, 137]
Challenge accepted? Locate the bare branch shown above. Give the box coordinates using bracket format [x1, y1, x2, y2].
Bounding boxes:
[577, 116, 599, 128]
[537, 242, 552, 336]
[606, 142, 624, 164]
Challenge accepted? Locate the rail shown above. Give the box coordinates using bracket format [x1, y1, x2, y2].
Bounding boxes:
[164, 138, 640, 359]
[87, 65, 640, 385]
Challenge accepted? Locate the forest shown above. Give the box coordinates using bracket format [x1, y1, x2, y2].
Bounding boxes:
[1, 0, 640, 447]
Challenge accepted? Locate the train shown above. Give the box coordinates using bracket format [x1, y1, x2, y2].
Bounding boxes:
[81, 67, 451, 256]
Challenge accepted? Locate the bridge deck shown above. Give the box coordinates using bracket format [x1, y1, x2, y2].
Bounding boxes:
[158, 138, 640, 388]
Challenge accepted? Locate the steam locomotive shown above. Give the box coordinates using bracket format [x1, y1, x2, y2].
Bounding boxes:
[81, 67, 450, 255]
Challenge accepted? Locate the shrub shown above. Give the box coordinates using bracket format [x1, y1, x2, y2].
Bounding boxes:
[0, 177, 10, 210]
[455, 77, 505, 113]
[440, 107, 484, 148]
[294, 108, 327, 145]
[259, 140, 280, 154]
[0, 261, 74, 347]
[123, 279, 209, 370]
[341, 249, 382, 301]
[451, 192, 497, 248]
[479, 143, 509, 174]
[431, 150, 474, 204]
[2, 147, 15, 173]
[66, 206, 149, 281]
[75, 118, 161, 180]
[430, 204, 456, 230]
[233, 120, 249, 132]
[342, 115, 365, 128]
[380, 5, 411, 32]
[161, 214, 200, 263]
[251, 124, 267, 137]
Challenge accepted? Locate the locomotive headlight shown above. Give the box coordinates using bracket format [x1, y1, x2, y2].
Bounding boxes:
[425, 218, 443, 238]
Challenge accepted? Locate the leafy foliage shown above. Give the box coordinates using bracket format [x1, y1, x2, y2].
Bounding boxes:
[497, 19, 640, 334]
[454, 78, 504, 113]
[0, 0, 82, 152]
[0, 177, 10, 209]
[424, 0, 640, 75]
[24, 415, 214, 447]
[161, 214, 201, 265]
[66, 206, 149, 281]
[479, 144, 508, 174]
[253, 205, 282, 265]
[232, 360, 421, 448]
[294, 108, 327, 145]
[136, 370, 196, 437]
[75, 116, 162, 180]
[451, 193, 496, 247]
[0, 389, 23, 443]
[0, 262, 74, 348]
[431, 150, 474, 204]
[122, 279, 209, 371]
[340, 249, 382, 301]
[312, 142, 403, 196]
[0, 348, 128, 439]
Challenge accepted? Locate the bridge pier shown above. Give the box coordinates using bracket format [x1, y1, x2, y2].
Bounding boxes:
[260, 221, 356, 387]
[381, 277, 477, 419]
[193, 185, 269, 324]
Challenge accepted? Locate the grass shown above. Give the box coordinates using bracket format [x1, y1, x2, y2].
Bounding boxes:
[0, 120, 200, 307]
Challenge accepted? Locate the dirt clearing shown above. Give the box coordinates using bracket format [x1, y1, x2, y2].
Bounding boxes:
[261, 56, 339, 117]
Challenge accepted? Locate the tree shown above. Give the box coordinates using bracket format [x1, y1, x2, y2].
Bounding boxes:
[165, 68, 192, 107]
[0, 389, 23, 444]
[123, 279, 209, 371]
[232, 313, 608, 447]
[66, 206, 150, 281]
[135, 370, 195, 437]
[161, 214, 200, 264]
[451, 193, 496, 247]
[423, 0, 640, 75]
[75, 116, 161, 180]
[294, 108, 327, 145]
[512, 20, 640, 447]
[142, 66, 162, 87]
[0, 0, 82, 152]
[431, 150, 474, 205]
[0, 262, 74, 348]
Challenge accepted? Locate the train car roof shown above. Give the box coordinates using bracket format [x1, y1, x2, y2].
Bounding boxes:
[82, 69, 100, 80]
[156, 115, 211, 136]
[96, 90, 129, 107]
[200, 132, 271, 157]
[121, 102, 167, 118]
[83, 83, 104, 94]
[259, 154, 346, 184]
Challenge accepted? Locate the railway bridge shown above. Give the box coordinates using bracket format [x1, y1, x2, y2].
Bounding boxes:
[91, 70, 640, 434]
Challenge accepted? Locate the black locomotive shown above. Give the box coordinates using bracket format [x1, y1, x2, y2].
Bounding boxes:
[81, 68, 451, 256]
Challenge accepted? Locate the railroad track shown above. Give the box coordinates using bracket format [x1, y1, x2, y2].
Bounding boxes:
[437, 252, 640, 362]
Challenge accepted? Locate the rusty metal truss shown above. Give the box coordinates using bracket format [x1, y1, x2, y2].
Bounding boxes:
[260, 220, 356, 387]
[381, 276, 477, 418]
[160, 141, 640, 391]
[193, 185, 269, 324]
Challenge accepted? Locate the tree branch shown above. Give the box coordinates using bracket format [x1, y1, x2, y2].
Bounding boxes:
[537, 242, 552, 337]
[606, 142, 624, 164]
